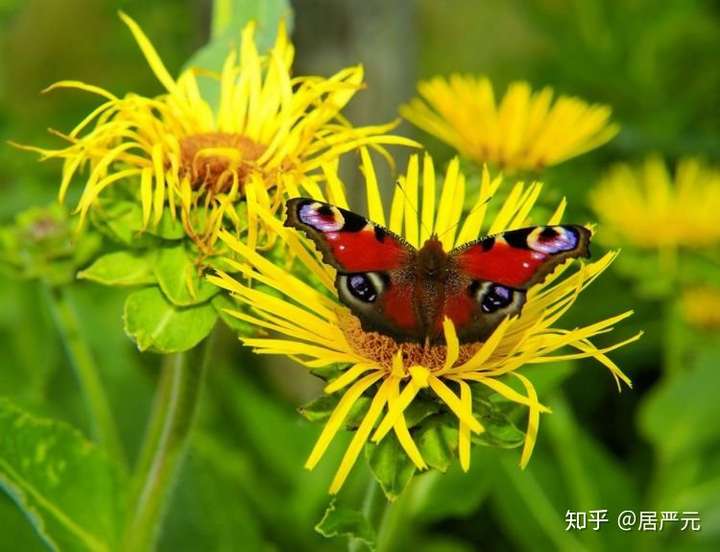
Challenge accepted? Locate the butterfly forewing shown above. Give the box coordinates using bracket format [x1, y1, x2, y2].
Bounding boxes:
[284, 198, 425, 341]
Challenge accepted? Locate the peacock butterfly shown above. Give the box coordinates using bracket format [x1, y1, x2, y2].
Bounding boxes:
[284, 198, 591, 345]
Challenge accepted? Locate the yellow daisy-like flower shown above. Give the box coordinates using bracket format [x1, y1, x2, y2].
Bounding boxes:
[590, 156, 720, 250]
[401, 74, 618, 171]
[17, 13, 415, 253]
[681, 287, 720, 329]
[209, 151, 638, 493]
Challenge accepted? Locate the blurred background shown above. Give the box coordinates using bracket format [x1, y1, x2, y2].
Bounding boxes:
[1, 0, 719, 550]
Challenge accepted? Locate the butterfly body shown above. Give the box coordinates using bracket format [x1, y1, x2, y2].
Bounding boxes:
[285, 198, 590, 345]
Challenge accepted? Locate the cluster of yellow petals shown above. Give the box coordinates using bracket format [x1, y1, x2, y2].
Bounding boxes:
[209, 150, 638, 493]
[590, 155, 720, 250]
[17, 13, 415, 252]
[401, 75, 618, 171]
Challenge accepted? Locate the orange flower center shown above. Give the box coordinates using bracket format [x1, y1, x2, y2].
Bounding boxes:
[338, 311, 480, 372]
[179, 132, 267, 194]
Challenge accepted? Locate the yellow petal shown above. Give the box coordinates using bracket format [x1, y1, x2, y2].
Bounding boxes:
[329, 378, 391, 493]
[305, 372, 384, 471]
[119, 12, 178, 94]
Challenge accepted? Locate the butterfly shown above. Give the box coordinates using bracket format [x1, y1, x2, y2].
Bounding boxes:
[284, 198, 591, 345]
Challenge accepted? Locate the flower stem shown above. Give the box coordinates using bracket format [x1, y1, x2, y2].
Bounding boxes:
[662, 297, 684, 377]
[376, 480, 414, 552]
[122, 328, 215, 551]
[348, 477, 385, 552]
[44, 284, 126, 465]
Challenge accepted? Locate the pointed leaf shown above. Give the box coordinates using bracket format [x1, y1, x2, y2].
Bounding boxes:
[365, 434, 416, 501]
[471, 398, 525, 449]
[78, 251, 156, 286]
[416, 415, 458, 472]
[154, 244, 219, 306]
[123, 287, 217, 352]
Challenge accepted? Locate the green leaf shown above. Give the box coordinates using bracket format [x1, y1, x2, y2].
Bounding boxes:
[416, 415, 458, 472]
[0, 399, 126, 552]
[89, 201, 150, 248]
[0, 203, 101, 286]
[144, 211, 185, 240]
[211, 0, 293, 45]
[471, 398, 525, 449]
[298, 394, 339, 423]
[315, 499, 375, 550]
[298, 393, 371, 430]
[154, 244, 219, 306]
[365, 434, 416, 501]
[78, 251, 156, 286]
[404, 397, 441, 428]
[185, 0, 293, 107]
[123, 287, 217, 352]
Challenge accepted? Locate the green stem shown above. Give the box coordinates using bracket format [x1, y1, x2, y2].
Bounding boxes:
[376, 479, 415, 552]
[44, 284, 126, 465]
[498, 455, 589, 552]
[662, 294, 684, 377]
[121, 329, 214, 551]
[349, 478, 386, 552]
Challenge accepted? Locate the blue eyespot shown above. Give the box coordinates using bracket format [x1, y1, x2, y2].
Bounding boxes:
[531, 226, 578, 253]
[299, 202, 344, 231]
[480, 284, 513, 313]
[348, 274, 378, 303]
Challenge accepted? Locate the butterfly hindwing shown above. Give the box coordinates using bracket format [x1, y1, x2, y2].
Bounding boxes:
[285, 198, 424, 341]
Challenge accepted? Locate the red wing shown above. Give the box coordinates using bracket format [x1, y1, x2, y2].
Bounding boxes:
[452, 225, 591, 288]
[284, 198, 412, 272]
[334, 271, 423, 343]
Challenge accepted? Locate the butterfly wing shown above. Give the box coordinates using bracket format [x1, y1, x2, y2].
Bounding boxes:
[284, 198, 423, 341]
[446, 225, 591, 342]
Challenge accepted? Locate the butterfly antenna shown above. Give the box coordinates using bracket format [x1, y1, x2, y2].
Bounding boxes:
[394, 179, 433, 238]
[437, 193, 493, 241]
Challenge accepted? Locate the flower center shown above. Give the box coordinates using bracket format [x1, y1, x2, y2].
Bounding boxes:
[338, 311, 481, 373]
[179, 132, 267, 194]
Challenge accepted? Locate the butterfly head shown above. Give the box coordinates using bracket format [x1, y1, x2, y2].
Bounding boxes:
[417, 235, 450, 281]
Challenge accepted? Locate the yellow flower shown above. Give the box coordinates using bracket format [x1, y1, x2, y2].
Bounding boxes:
[401, 74, 618, 171]
[681, 287, 720, 329]
[16, 13, 416, 253]
[590, 156, 720, 250]
[209, 150, 638, 493]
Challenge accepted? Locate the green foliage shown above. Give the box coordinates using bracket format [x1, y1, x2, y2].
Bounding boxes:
[185, 0, 293, 105]
[154, 244, 220, 306]
[0, 204, 101, 286]
[0, 399, 126, 552]
[366, 435, 416, 501]
[471, 397, 525, 449]
[123, 287, 218, 353]
[315, 500, 376, 550]
[78, 251, 156, 287]
[415, 414, 459, 473]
